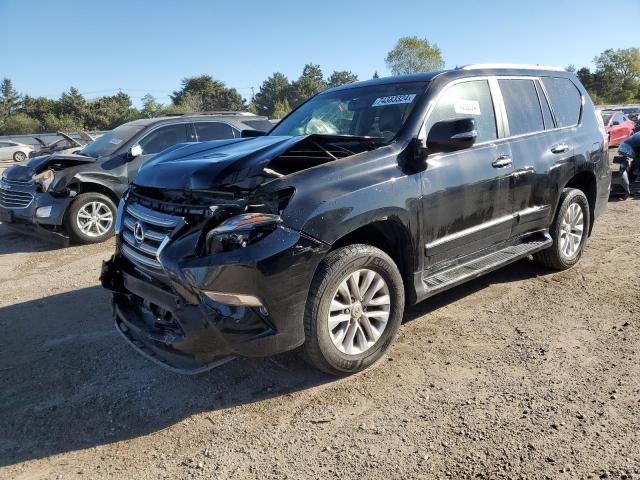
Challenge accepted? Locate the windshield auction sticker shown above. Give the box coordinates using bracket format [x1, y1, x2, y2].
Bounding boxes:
[453, 99, 481, 115]
[372, 94, 416, 107]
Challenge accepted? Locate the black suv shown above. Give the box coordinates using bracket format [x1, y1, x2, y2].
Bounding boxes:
[101, 65, 610, 375]
[0, 113, 272, 243]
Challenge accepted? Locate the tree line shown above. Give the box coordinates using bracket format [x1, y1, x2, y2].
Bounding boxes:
[1, 39, 638, 136]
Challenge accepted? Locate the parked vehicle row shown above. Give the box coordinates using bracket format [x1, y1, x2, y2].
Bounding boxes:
[600, 110, 636, 146]
[0, 113, 272, 243]
[96, 65, 610, 375]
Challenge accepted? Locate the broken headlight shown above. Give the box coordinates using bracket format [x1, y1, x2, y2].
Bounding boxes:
[33, 169, 55, 192]
[205, 213, 282, 254]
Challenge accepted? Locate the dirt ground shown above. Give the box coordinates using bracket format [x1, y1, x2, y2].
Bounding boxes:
[1, 179, 639, 479]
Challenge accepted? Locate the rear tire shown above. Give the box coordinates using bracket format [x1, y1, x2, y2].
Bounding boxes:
[13, 151, 26, 162]
[534, 188, 590, 270]
[301, 244, 405, 375]
[65, 193, 117, 244]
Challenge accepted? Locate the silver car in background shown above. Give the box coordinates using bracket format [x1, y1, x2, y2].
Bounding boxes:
[0, 140, 34, 162]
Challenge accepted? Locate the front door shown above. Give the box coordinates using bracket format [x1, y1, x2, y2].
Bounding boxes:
[420, 79, 512, 269]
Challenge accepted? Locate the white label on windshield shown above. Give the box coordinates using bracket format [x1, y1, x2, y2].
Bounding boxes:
[454, 99, 481, 115]
[372, 94, 416, 107]
[109, 138, 123, 145]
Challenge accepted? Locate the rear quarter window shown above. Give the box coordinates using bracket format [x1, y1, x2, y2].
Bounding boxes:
[541, 77, 582, 128]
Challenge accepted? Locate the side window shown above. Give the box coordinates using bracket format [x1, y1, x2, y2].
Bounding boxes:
[498, 79, 544, 136]
[424, 80, 497, 144]
[195, 122, 237, 141]
[535, 81, 555, 129]
[139, 124, 189, 155]
[0, 142, 9, 148]
[541, 77, 582, 128]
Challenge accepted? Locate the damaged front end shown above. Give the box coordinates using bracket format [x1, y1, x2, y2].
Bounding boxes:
[100, 183, 330, 374]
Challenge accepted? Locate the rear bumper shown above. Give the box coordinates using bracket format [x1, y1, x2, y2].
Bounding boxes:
[101, 227, 329, 374]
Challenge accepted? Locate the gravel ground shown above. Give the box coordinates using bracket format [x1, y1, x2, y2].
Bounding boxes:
[0, 175, 639, 479]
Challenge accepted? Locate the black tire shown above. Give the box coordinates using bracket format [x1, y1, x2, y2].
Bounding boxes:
[534, 188, 590, 270]
[301, 244, 405, 375]
[65, 192, 117, 244]
[13, 151, 26, 162]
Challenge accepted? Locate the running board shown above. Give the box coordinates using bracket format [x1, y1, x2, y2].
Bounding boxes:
[420, 234, 552, 298]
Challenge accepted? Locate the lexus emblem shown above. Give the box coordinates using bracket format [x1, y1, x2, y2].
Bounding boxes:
[133, 222, 145, 243]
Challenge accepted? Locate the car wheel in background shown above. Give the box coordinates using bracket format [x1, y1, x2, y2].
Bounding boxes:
[301, 244, 405, 375]
[65, 192, 117, 244]
[13, 151, 27, 162]
[534, 188, 590, 270]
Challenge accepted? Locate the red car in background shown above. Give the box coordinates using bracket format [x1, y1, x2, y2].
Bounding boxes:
[601, 110, 636, 145]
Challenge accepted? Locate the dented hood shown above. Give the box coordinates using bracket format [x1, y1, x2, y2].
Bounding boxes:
[133, 135, 305, 191]
[2, 153, 97, 181]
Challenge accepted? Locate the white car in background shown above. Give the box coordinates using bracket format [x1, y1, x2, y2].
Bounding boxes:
[0, 141, 34, 162]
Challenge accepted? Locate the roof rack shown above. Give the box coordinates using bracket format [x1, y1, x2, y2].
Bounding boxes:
[458, 63, 565, 72]
[162, 111, 257, 117]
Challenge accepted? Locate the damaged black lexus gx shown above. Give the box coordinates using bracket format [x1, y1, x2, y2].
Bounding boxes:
[101, 65, 610, 375]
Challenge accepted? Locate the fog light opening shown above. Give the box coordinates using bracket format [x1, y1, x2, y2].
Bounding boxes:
[203, 291, 263, 307]
[36, 206, 53, 218]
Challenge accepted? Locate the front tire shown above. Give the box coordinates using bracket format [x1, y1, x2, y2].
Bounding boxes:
[13, 151, 26, 162]
[65, 193, 116, 244]
[534, 188, 590, 270]
[301, 244, 405, 375]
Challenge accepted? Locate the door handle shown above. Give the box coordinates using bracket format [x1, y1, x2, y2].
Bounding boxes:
[492, 155, 512, 168]
[551, 144, 570, 154]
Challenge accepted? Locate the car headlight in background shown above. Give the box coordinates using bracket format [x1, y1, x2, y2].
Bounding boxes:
[205, 213, 282, 254]
[33, 169, 55, 192]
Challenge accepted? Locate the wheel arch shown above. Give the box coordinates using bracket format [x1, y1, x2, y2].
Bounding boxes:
[563, 170, 597, 235]
[68, 181, 120, 206]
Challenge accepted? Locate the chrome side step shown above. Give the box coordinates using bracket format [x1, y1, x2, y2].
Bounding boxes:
[421, 234, 552, 297]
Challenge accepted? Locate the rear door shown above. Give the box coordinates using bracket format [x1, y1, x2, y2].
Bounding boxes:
[420, 78, 513, 267]
[610, 113, 626, 144]
[497, 77, 557, 237]
[127, 123, 190, 180]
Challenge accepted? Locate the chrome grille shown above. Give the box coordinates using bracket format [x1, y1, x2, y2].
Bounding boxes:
[0, 179, 34, 208]
[120, 202, 181, 270]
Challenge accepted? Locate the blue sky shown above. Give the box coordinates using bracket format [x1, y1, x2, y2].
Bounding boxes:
[1, 0, 638, 107]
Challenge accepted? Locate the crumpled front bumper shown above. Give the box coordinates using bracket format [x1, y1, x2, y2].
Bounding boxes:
[101, 226, 329, 374]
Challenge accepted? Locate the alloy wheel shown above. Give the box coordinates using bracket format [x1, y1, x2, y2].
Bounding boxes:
[327, 268, 391, 355]
[76, 201, 113, 237]
[559, 202, 584, 258]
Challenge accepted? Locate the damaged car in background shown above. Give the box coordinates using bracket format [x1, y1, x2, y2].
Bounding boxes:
[29, 131, 95, 158]
[101, 65, 610, 375]
[0, 113, 272, 243]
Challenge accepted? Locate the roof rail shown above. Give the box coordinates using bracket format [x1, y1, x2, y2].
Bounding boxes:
[458, 63, 565, 72]
[181, 111, 256, 117]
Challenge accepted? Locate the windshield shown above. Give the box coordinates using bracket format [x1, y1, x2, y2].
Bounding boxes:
[269, 82, 427, 142]
[79, 123, 145, 157]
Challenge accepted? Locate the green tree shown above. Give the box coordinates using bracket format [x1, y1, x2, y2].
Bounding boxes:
[140, 93, 164, 118]
[43, 113, 83, 132]
[19, 96, 57, 128]
[372, 71, 380, 79]
[171, 75, 246, 111]
[272, 99, 291, 119]
[594, 48, 640, 83]
[0, 78, 22, 125]
[58, 87, 87, 124]
[86, 92, 138, 130]
[327, 70, 358, 88]
[288, 63, 327, 108]
[385, 36, 444, 75]
[1, 113, 41, 134]
[576, 48, 640, 104]
[253, 72, 291, 117]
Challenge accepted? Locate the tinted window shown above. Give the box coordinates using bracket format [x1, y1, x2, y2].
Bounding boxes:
[243, 119, 273, 132]
[425, 80, 497, 144]
[195, 122, 236, 141]
[139, 124, 189, 155]
[535, 81, 555, 129]
[612, 114, 624, 124]
[541, 77, 582, 127]
[499, 79, 544, 136]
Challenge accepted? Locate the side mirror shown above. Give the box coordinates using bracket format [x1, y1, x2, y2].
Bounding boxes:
[129, 144, 143, 158]
[241, 129, 266, 138]
[427, 118, 478, 154]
